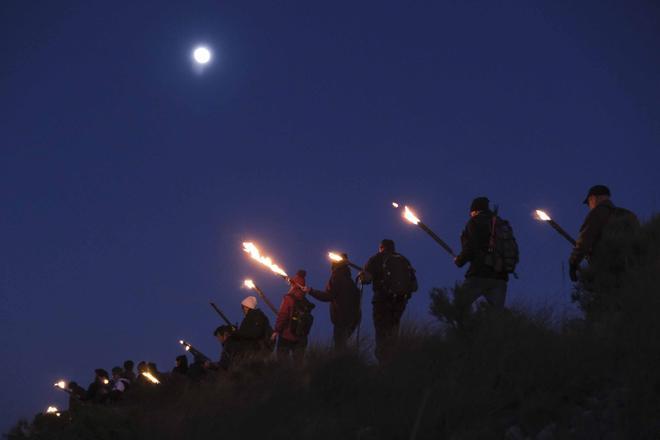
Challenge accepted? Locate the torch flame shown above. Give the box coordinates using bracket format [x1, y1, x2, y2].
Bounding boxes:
[392, 202, 400, 208]
[46, 406, 60, 416]
[535, 210, 551, 221]
[103, 379, 109, 385]
[403, 206, 421, 225]
[244, 279, 256, 289]
[54, 380, 67, 390]
[142, 372, 160, 384]
[328, 252, 344, 262]
[242, 242, 288, 277]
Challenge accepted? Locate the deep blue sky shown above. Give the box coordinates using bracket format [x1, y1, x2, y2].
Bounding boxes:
[1, 0, 659, 430]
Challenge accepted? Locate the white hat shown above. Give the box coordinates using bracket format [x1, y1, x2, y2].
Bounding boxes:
[241, 296, 257, 310]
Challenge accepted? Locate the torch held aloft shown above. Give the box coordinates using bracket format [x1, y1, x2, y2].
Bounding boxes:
[547, 219, 576, 246]
[252, 285, 278, 315]
[418, 222, 456, 257]
[179, 339, 211, 363]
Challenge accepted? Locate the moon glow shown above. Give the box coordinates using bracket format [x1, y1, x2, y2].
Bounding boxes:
[193, 47, 211, 64]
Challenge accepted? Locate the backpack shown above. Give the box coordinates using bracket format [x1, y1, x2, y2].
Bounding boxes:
[289, 296, 315, 338]
[484, 216, 519, 274]
[381, 253, 418, 298]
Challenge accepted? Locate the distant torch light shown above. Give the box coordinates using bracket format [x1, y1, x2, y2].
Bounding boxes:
[103, 379, 109, 385]
[534, 209, 576, 246]
[142, 372, 160, 384]
[46, 406, 61, 416]
[54, 380, 67, 390]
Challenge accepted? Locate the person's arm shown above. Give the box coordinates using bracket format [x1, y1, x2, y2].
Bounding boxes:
[455, 220, 478, 267]
[570, 206, 610, 266]
[308, 276, 335, 302]
[361, 255, 379, 284]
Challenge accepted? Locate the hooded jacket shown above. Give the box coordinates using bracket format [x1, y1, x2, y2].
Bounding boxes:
[309, 264, 361, 328]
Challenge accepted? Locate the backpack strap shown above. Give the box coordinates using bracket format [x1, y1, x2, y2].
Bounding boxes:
[488, 215, 497, 252]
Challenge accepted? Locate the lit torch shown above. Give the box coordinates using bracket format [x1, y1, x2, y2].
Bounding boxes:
[244, 279, 278, 315]
[53, 380, 71, 394]
[327, 252, 362, 271]
[392, 202, 456, 257]
[179, 339, 211, 363]
[534, 210, 576, 246]
[141, 371, 160, 385]
[242, 242, 304, 289]
[45, 406, 61, 417]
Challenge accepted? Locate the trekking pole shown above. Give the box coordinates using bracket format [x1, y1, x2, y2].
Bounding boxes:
[209, 302, 236, 330]
[392, 203, 456, 258]
[244, 279, 278, 315]
[534, 210, 576, 246]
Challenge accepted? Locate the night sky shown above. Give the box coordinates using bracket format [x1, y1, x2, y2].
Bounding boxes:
[1, 0, 659, 430]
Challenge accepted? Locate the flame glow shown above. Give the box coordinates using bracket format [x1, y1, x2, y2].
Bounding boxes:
[403, 206, 421, 225]
[54, 380, 67, 390]
[142, 372, 160, 384]
[244, 279, 256, 289]
[46, 406, 60, 416]
[535, 210, 551, 221]
[103, 379, 109, 385]
[328, 252, 344, 262]
[242, 242, 288, 277]
[392, 202, 400, 208]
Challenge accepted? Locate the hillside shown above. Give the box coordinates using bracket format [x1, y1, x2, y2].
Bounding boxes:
[7, 216, 660, 440]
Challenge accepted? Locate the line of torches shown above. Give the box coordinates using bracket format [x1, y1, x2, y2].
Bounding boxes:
[45, 202, 576, 417]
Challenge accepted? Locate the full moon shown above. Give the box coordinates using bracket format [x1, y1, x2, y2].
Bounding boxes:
[193, 47, 211, 64]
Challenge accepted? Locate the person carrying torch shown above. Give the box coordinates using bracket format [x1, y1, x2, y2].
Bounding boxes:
[453, 197, 519, 326]
[307, 253, 361, 351]
[232, 295, 275, 356]
[272, 270, 315, 362]
[360, 239, 417, 363]
[568, 185, 639, 284]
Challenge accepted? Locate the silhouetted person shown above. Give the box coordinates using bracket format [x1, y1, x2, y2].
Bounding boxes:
[273, 271, 314, 362]
[232, 296, 273, 357]
[122, 360, 136, 382]
[361, 239, 417, 363]
[67, 381, 86, 412]
[135, 361, 149, 386]
[453, 197, 518, 323]
[110, 366, 129, 401]
[85, 369, 111, 403]
[569, 185, 640, 282]
[214, 325, 240, 370]
[308, 253, 361, 350]
[172, 355, 189, 375]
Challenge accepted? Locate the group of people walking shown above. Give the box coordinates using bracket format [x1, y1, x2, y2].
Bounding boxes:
[59, 184, 639, 410]
[216, 184, 639, 365]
